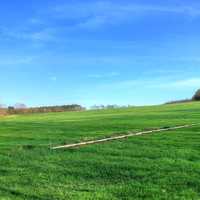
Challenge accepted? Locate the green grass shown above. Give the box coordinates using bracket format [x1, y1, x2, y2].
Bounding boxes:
[1, 102, 200, 199]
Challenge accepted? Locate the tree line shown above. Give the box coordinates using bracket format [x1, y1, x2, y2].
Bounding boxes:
[0, 104, 85, 115]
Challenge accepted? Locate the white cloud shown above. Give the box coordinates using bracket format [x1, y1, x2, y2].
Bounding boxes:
[94, 79, 151, 91]
[29, 18, 44, 25]
[0, 25, 57, 43]
[2, 2, 200, 42]
[152, 78, 200, 89]
[10, 29, 55, 42]
[50, 2, 200, 29]
[0, 56, 34, 66]
[93, 77, 200, 92]
[50, 76, 57, 81]
[88, 72, 120, 78]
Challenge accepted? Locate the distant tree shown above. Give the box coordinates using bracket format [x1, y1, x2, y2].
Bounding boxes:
[106, 105, 119, 109]
[90, 105, 102, 110]
[7, 106, 15, 114]
[14, 103, 27, 109]
[192, 89, 200, 101]
[8, 106, 15, 110]
[5, 104, 85, 115]
[91, 104, 125, 110]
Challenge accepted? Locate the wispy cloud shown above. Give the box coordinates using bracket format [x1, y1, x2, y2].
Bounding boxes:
[0, 56, 34, 66]
[88, 72, 120, 78]
[0, 27, 56, 42]
[1, 1, 200, 42]
[152, 78, 200, 89]
[93, 77, 200, 92]
[29, 18, 44, 25]
[95, 79, 152, 91]
[49, 1, 200, 29]
[49, 76, 57, 81]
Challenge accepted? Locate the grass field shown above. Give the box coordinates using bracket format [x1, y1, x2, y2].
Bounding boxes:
[1, 102, 200, 199]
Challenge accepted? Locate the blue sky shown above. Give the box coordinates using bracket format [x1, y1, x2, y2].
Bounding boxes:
[0, 0, 200, 107]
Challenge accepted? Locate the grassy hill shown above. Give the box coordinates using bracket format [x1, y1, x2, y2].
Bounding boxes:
[1, 102, 200, 199]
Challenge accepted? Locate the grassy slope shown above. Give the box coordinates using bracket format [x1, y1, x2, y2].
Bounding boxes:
[0, 102, 200, 199]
